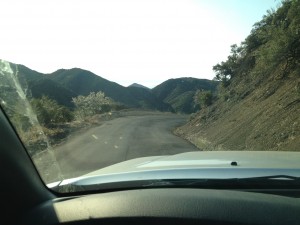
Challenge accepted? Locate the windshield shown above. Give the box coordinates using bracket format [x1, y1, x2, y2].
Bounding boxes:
[1, 0, 300, 192]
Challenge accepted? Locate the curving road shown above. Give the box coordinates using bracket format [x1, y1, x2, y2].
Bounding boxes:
[53, 112, 200, 179]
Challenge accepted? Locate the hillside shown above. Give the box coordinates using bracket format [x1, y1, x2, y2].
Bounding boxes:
[8, 65, 171, 111]
[127, 86, 173, 112]
[8, 63, 216, 113]
[152, 77, 218, 113]
[175, 0, 300, 151]
[48, 68, 171, 111]
[11, 64, 77, 108]
[48, 68, 137, 107]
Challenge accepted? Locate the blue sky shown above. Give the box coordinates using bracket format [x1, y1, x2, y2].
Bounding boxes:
[1, 0, 280, 88]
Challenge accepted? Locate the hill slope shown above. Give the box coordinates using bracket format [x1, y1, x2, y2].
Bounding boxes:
[175, 0, 300, 151]
[12, 64, 77, 108]
[10, 64, 217, 113]
[48, 68, 171, 111]
[152, 77, 218, 113]
[127, 86, 173, 111]
[48, 68, 133, 106]
[6, 64, 171, 111]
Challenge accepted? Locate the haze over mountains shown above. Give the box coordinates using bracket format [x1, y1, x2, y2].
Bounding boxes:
[10, 62, 218, 114]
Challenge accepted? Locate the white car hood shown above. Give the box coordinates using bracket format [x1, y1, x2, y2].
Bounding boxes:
[86, 150, 300, 175]
[50, 151, 300, 188]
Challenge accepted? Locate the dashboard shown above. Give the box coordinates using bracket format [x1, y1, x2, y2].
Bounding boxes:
[21, 188, 300, 225]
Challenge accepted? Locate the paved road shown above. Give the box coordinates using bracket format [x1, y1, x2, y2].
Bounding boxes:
[53, 113, 200, 179]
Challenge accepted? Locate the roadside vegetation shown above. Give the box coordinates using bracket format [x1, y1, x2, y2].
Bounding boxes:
[8, 91, 127, 156]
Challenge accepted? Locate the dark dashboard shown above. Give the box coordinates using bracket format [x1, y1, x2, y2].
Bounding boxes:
[21, 188, 300, 225]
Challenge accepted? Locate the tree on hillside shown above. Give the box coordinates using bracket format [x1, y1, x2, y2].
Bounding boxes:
[72, 91, 117, 119]
[242, 0, 300, 77]
[213, 44, 243, 86]
[31, 96, 74, 127]
[194, 90, 213, 108]
[262, 0, 300, 76]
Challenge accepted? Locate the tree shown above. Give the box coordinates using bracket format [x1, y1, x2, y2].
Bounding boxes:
[213, 44, 243, 86]
[194, 90, 213, 108]
[31, 96, 74, 127]
[72, 91, 115, 119]
[250, 0, 300, 77]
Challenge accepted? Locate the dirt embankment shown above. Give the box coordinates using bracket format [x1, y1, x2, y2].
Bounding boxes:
[174, 75, 300, 152]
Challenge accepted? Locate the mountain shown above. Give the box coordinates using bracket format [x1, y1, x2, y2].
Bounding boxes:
[6, 63, 217, 114]
[175, 0, 300, 151]
[8, 64, 172, 111]
[48, 68, 171, 111]
[152, 77, 219, 113]
[127, 86, 173, 112]
[12, 64, 77, 108]
[48, 68, 133, 106]
[128, 83, 149, 89]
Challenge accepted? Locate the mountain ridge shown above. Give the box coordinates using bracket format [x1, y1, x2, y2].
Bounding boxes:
[152, 77, 219, 113]
[128, 83, 149, 89]
[7, 62, 217, 113]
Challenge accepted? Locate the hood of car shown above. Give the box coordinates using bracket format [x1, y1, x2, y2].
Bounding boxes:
[49, 151, 300, 188]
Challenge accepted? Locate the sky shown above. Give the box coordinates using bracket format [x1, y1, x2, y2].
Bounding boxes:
[1, 0, 281, 88]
